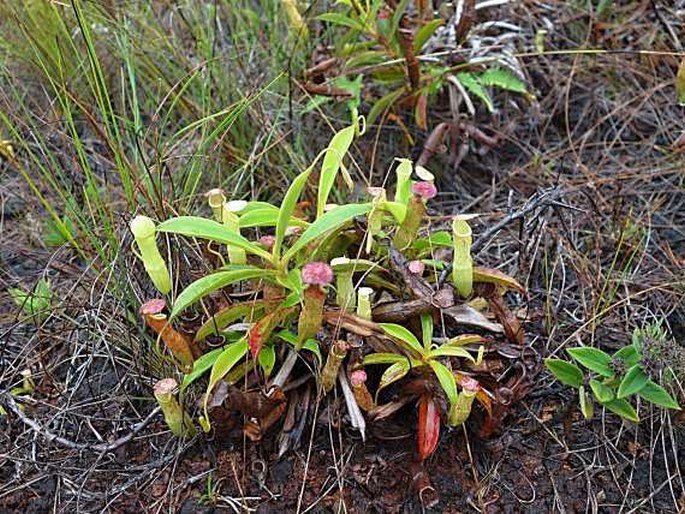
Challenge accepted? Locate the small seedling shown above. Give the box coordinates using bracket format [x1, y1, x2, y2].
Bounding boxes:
[8, 278, 52, 322]
[546, 323, 681, 423]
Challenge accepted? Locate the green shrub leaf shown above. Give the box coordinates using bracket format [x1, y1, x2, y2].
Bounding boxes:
[239, 208, 308, 229]
[429, 345, 477, 363]
[413, 19, 444, 52]
[202, 338, 249, 428]
[363, 353, 413, 365]
[283, 203, 373, 262]
[157, 216, 272, 261]
[171, 268, 275, 318]
[567, 347, 614, 377]
[181, 348, 223, 391]
[545, 358, 583, 388]
[456, 72, 493, 112]
[274, 168, 312, 260]
[617, 364, 648, 399]
[579, 385, 594, 419]
[379, 323, 423, 355]
[194, 301, 269, 342]
[429, 360, 458, 407]
[258, 345, 276, 378]
[317, 124, 356, 219]
[377, 361, 410, 392]
[603, 398, 639, 422]
[317, 12, 365, 31]
[367, 88, 404, 127]
[613, 344, 641, 367]
[589, 378, 614, 403]
[479, 68, 528, 94]
[638, 380, 681, 410]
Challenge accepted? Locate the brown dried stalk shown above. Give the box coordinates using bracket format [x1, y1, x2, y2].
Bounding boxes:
[398, 16, 420, 90]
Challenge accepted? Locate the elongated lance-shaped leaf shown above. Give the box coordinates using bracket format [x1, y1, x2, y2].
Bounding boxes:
[589, 379, 614, 403]
[603, 398, 639, 422]
[363, 353, 415, 366]
[157, 216, 272, 261]
[567, 347, 614, 378]
[194, 300, 273, 342]
[379, 323, 424, 357]
[317, 124, 356, 219]
[377, 361, 411, 393]
[429, 346, 478, 363]
[616, 364, 648, 399]
[274, 168, 312, 261]
[545, 358, 583, 388]
[282, 203, 373, 263]
[181, 348, 223, 391]
[429, 360, 458, 407]
[421, 313, 433, 352]
[638, 381, 681, 410]
[202, 338, 249, 431]
[171, 268, 276, 319]
[239, 208, 309, 229]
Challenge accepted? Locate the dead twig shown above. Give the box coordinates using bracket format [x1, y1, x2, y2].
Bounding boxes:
[0, 394, 162, 453]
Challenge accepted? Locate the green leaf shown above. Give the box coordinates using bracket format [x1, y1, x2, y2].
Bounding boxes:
[617, 364, 649, 399]
[603, 398, 639, 422]
[638, 381, 681, 410]
[413, 19, 444, 52]
[367, 88, 405, 127]
[429, 360, 458, 407]
[346, 50, 386, 69]
[579, 385, 594, 419]
[379, 323, 423, 355]
[479, 68, 528, 94]
[204, 338, 249, 415]
[258, 345, 276, 378]
[362, 353, 412, 366]
[381, 201, 407, 223]
[317, 124, 356, 219]
[567, 347, 614, 377]
[239, 207, 309, 229]
[181, 348, 223, 391]
[282, 203, 373, 262]
[8, 278, 51, 320]
[421, 313, 433, 352]
[171, 268, 275, 319]
[613, 345, 641, 367]
[157, 216, 272, 261]
[377, 361, 410, 392]
[194, 301, 268, 342]
[274, 168, 312, 261]
[589, 378, 614, 403]
[545, 358, 583, 388]
[317, 12, 365, 31]
[276, 330, 322, 364]
[429, 346, 477, 363]
[456, 72, 493, 112]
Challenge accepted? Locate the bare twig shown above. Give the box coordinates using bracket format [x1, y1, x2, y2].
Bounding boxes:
[0, 394, 162, 453]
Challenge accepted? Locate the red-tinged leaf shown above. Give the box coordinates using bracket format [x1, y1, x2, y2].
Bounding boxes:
[475, 389, 492, 417]
[249, 306, 295, 358]
[249, 320, 266, 359]
[417, 394, 440, 461]
[488, 294, 524, 344]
